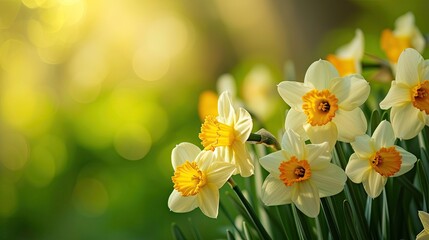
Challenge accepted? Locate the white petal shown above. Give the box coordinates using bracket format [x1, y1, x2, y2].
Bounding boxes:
[305, 142, 331, 170]
[362, 170, 387, 198]
[259, 150, 287, 174]
[350, 134, 374, 159]
[206, 162, 236, 188]
[336, 29, 364, 60]
[345, 153, 371, 183]
[305, 122, 338, 151]
[234, 108, 253, 143]
[217, 74, 236, 98]
[261, 175, 292, 206]
[330, 75, 370, 110]
[277, 81, 312, 110]
[312, 164, 347, 198]
[372, 120, 396, 148]
[168, 190, 198, 213]
[393, 146, 417, 177]
[198, 184, 220, 218]
[396, 48, 423, 86]
[379, 81, 411, 109]
[419, 211, 429, 230]
[334, 108, 367, 143]
[281, 129, 305, 158]
[285, 109, 308, 139]
[416, 230, 429, 240]
[172, 143, 201, 170]
[195, 150, 216, 171]
[218, 91, 235, 125]
[231, 142, 254, 177]
[391, 104, 425, 140]
[304, 60, 339, 90]
[292, 181, 320, 218]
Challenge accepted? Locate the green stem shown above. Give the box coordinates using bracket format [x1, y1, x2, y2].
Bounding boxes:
[228, 178, 272, 240]
[247, 130, 281, 151]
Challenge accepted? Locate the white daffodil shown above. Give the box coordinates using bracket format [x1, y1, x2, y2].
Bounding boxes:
[327, 29, 364, 76]
[345, 120, 417, 198]
[259, 129, 346, 218]
[381, 12, 425, 64]
[278, 60, 370, 150]
[379, 48, 429, 140]
[199, 91, 254, 177]
[168, 142, 236, 218]
[417, 211, 429, 240]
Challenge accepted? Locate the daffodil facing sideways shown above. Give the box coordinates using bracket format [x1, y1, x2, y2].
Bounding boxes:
[168, 142, 236, 218]
[327, 29, 364, 76]
[381, 12, 425, 64]
[417, 211, 429, 240]
[259, 129, 347, 218]
[199, 91, 254, 177]
[345, 120, 417, 198]
[379, 48, 429, 140]
[278, 60, 370, 150]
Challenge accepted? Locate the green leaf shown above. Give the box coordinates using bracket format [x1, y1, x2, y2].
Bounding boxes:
[321, 197, 341, 240]
[343, 200, 360, 240]
[226, 230, 236, 240]
[171, 223, 187, 240]
[369, 109, 381, 135]
[417, 158, 429, 211]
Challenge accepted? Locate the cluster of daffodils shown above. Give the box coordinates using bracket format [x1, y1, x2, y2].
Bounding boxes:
[168, 12, 429, 238]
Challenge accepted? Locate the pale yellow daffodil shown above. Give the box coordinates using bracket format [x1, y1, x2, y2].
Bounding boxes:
[259, 129, 346, 218]
[345, 120, 417, 198]
[199, 91, 254, 177]
[278, 60, 370, 150]
[327, 29, 364, 76]
[168, 142, 236, 218]
[381, 12, 425, 64]
[417, 211, 429, 240]
[379, 48, 429, 140]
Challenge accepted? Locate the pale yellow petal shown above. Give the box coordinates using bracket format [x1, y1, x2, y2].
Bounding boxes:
[292, 181, 320, 218]
[372, 120, 396, 148]
[305, 122, 338, 150]
[232, 142, 254, 177]
[363, 170, 387, 198]
[281, 129, 305, 159]
[234, 108, 253, 143]
[218, 91, 235, 125]
[277, 81, 312, 110]
[168, 190, 198, 213]
[261, 175, 292, 206]
[419, 211, 429, 230]
[304, 60, 339, 90]
[305, 142, 331, 171]
[312, 164, 347, 198]
[259, 150, 287, 174]
[391, 104, 425, 140]
[334, 108, 367, 143]
[285, 109, 308, 139]
[379, 81, 411, 109]
[396, 48, 423, 86]
[330, 74, 370, 110]
[350, 134, 374, 159]
[345, 153, 371, 183]
[172, 143, 201, 170]
[198, 184, 220, 218]
[393, 146, 417, 177]
[416, 230, 429, 240]
[206, 162, 236, 188]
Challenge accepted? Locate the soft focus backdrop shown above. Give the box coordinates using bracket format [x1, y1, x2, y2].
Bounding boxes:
[0, 0, 428, 239]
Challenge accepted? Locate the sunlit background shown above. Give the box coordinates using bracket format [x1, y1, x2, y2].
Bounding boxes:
[0, 0, 427, 239]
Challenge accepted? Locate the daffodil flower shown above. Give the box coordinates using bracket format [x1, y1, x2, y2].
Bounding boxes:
[327, 29, 364, 76]
[168, 142, 236, 218]
[345, 120, 417, 198]
[417, 211, 429, 240]
[259, 129, 346, 218]
[278, 60, 370, 149]
[381, 12, 425, 64]
[199, 91, 254, 177]
[379, 48, 429, 140]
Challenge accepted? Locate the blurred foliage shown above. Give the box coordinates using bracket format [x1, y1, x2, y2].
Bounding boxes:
[0, 0, 428, 239]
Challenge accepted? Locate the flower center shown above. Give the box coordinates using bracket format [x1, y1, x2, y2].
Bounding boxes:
[370, 147, 402, 177]
[381, 29, 411, 63]
[411, 80, 429, 114]
[279, 156, 312, 186]
[199, 115, 235, 151]
[326, 54, 356, 76]
[172, 161, 207, 196]
[302, 89, 339, 126]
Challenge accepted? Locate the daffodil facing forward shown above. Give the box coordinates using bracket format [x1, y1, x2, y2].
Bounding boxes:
[417, 211, 429, 240]
[259, 129, 346, 218]
[345, 120, 417, 198]
[379, 48, 429, 140]
[168, 142, 236, 218]
[381, 12, 425, 64]
[327, 29, 364, 76]
[278, 60, 370, 149]
[199, 91, 254, 177]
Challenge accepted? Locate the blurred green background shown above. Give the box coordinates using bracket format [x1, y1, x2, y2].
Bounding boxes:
[0, 0, 428, 239]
